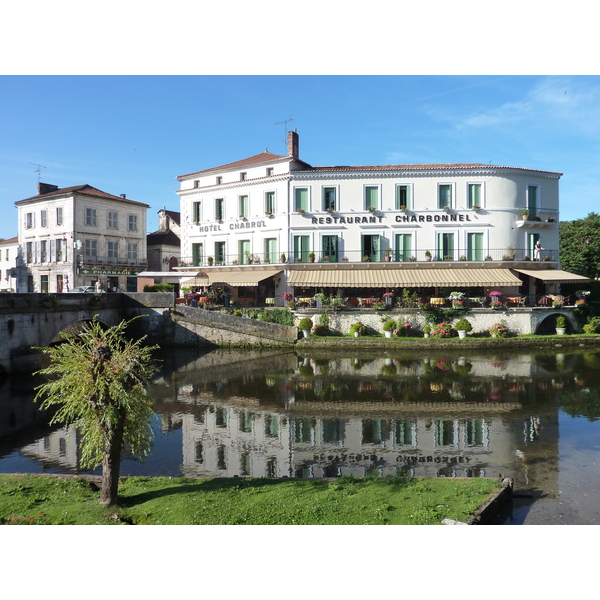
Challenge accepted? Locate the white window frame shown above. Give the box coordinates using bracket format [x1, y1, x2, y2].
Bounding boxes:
[436, 228, 459, 261]
[363, 184, 381, 211]
[85, 207, 97, 227]
[395, 183, 413, 210]
[56, 206, 63, 226]
[192, 201, 202, 223]
[238, 195, 249, 218]
[127, 242, 138, 260]
[128, 214, 138, 232]
[108, 211, 118, 229]
[25, 212, 34, 230]
[394, 230, 416, 262]
[293, 186, 311, 213]
[85, 238, 97, 258]
[40, 210, 47, 228]
[466, 181, 485, 209]
[107, 240, 118, 261]
[319, 230, 343, 262]
[527, 184, 540, 214]
[322, 185, 338, 212]
[463, 229, 488, 261]
[264, 191, 276, 215]
[215, 198, 224, 221]
[438, 183, 454, 210]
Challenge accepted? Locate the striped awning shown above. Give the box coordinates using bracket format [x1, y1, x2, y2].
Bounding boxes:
[179, 267, 282, 287]
[287, 267, 522, 288]
[221, 268, 282, 287]
[514, 269, 590, 283]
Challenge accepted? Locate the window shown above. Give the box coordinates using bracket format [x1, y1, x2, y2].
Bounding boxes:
[40, 240, 47, 262]
[5, 249, 8, 261]
[56, 239, 64, 261]
[239, 410, 253, 433]
[528, 185, 539, 214]
[108, 211, 118, 229]
[364, 186, 379, 211]
[56, 274, 64, 293]
[240, 172, 247, 181]
[192, 243, 203, 266]
[239, 195, 249, 218]
[26, 242, 33, 263]
[128, 214, 137, 231]
[265, 415, 279, 438]
[527, 232, 540, 259]
[321, 419, 343, 445]
[266, 167, 274, 177]
[465, 419, 487, 447]
[293, 235, 310, 262]
[193, 180, 200, 188]
[214, 241, 226, 264]
[127, 242, 138, 260]
[25, 212, 34, 229]
[322, 235, 338, 262]
[434, 420, 459, 448]
[85, 239, 97, 258]
[194, 442, 203, 464]
[362, 419, 388, 445]
[240, 452, 252, 476]
[264, 238, 277, 263]
[294, 418, 314, 443]
[40, 210, 47, 228]
[467, 232, 484, 261]
[215, 198, 224, 221]
[215, 407, 227, 427]
[56, 207, 63, 226]
[395, 233, 413, 262]
[107, 240, 118, 262]
[361, 234, 381, 262]
[467, 183, 482, 208]
[265, 191, 275, 214]
[323, 187, 336, 211]
[86, 208, 97, 226]
[216, 176, 222, 185]
[395, 185, 411, 210]
[294, 187, 308, 212]
[437, 232, 455, 260]
[394, 420, 415, 446]
[239, 239, 251, 264]
[438, 184, 452, 209]
[193, 201, 202, 223]
[217, 445, 227, 470]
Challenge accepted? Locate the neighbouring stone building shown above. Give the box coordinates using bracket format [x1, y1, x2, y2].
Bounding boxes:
[0, 236, 19, 292]
[15, 183, 149, 293]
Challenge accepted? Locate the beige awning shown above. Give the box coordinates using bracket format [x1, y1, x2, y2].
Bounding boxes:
[287, 267, 522, 288]
[223, 268, 282, 287]
[514, 269, 590, 283]
[180, 267, 282, 287]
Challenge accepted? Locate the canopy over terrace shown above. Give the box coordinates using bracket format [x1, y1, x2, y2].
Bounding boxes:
[286, 266, 522, 288]
[513, 269, 590, 284]
[178, 267, 282, 287]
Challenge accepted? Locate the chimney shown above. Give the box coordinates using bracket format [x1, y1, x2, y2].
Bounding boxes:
[287, 128, 299, 159]
[38, 182, 59, 195]
[120, 193, 126, 199]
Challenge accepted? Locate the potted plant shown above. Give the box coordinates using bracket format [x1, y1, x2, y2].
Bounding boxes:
[314, 292, 325, 309]
[321, 255, 330, 262]
[489, 322, 509, 338]
[424, 250, 432, 262]
[308, 252, 316, 263]
[382, 319, 396, 338]
[519, 208, 530, 219]
[325, 207, 335, 213]
[448, 291, 465, 308]
[373, 301, 387, 310]
[207, 256, 214, 266]
[298, 317, 314, 338]
[546, 216, 556, 223]
[362, 255, 371, 262]
[472, 204, 481, 210]
[341, 256, 349, 262]
[349, 321, 366, 337]
[399, 204, 407, 211]
[555, 315, 567, 335]
[383, 291, 394, 306]
[384, 247, 393, 262]
[423, 324, 431, 338]
[503, 245, 516, 261]
[454, 317, 473, 339]
[367, 206, 377, 212]
[296, 208, 306, 214]
[408, 256, 417, 261]
[280, 253, 287, 263]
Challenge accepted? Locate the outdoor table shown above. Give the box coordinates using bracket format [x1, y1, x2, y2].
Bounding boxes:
[505, 296, 524, 306]
[429, 297, 446, 305]
[265, 297, 276, 306]
[359, 298, 377, 307]
[469, 297, 487, 307]
[538, 296, 552, 306]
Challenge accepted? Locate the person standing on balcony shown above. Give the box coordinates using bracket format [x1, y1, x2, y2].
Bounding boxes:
[534, 240, 545, 261]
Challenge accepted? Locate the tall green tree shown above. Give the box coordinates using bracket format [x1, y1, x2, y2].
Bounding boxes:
[560, 212, 600, 279]
[34, 318, 157, 506]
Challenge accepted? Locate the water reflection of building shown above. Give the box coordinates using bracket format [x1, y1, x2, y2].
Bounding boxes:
[20, 426, 81, 470]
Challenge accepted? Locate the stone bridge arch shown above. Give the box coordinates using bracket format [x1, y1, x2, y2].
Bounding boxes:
[47, 316, 113, 346]
[533, 310, 579, 335]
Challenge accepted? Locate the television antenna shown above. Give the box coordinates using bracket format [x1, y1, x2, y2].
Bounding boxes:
[28, 162, 47, 182]
[275, 116, 294, 149]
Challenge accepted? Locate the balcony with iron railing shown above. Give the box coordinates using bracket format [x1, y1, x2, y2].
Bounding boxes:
[178, 248, 558, 267]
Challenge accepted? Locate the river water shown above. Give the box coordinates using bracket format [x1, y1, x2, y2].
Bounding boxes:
[2, 345, 600, 525]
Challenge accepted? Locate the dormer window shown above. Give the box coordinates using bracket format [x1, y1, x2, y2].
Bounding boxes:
[240, 172, 247, 181]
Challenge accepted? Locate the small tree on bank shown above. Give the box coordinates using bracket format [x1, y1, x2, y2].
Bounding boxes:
[34, 318, 157, 506]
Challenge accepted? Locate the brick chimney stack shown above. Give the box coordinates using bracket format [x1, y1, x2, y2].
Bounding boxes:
[38, 182, 59, 195]
[287, 128, 299, 159]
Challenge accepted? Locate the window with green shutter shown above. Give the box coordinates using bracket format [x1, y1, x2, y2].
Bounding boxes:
[395, 233, 413, 261]
[395, 185, 411, 210]
[365, 186, 378, 210]
[293, 235, 310, 262]
[323, 187, 336, 211]
[438, 184, 452, 209]
[467, 232, 484, 261]
[437, 232, 454, 260]
[294, 188, 308, 212]
[467, 183, 481, 208]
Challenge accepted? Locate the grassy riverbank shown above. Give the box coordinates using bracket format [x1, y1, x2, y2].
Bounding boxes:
[0, 473, 501, 525]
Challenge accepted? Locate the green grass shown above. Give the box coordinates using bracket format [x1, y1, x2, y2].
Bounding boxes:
[0, 474, 500, 525]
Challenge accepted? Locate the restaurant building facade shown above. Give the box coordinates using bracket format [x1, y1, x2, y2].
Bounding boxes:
[176, 131, 585, 303]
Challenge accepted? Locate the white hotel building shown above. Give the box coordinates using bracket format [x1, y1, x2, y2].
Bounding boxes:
[176, 131, 583, 302]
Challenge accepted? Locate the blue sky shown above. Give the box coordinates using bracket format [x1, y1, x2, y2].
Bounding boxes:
[2, 75, 600, 241]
